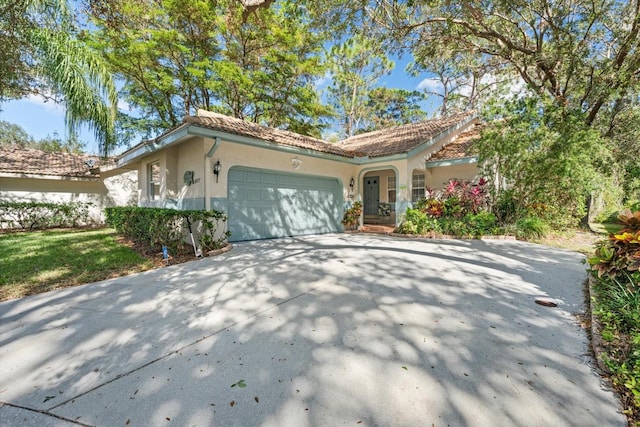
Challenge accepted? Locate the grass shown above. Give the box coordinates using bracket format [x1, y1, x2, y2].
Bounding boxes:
[0, 227, 154, 301]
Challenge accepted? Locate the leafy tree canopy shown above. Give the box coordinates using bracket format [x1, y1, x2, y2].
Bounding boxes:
[0, 120, 86, 153]
[86, 0, 333, 139]
[0, 0, 117, 155]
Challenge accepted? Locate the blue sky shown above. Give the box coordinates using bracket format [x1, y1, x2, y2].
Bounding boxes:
[0, 55, 439, 155]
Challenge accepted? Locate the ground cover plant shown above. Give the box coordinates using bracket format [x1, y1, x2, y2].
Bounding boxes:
[0, 228, 153, 301]
[588, 208, 640, 425]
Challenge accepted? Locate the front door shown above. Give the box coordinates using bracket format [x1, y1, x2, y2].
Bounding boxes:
[363, 176, 379, 216]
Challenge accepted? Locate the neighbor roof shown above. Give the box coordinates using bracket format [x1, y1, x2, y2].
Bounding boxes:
[0, 145, 108, 178]
[338, 111, 476, 158]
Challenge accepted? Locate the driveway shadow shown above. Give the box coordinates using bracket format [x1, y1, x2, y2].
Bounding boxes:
[0, 234, 625, 426]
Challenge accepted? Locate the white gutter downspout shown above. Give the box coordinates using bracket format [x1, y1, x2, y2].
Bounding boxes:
[204, 137, 222, 210]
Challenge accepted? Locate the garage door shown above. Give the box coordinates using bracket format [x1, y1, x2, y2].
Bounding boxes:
[227, 166, 343, 242]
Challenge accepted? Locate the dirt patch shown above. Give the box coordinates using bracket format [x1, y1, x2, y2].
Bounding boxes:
[535, 229, 604, 254]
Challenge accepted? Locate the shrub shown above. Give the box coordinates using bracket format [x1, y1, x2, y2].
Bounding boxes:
[515, 216, 550, 240]
[396, 178, 495, 237]
[0, 201, 93, 229]
[104, 207, 228, 256]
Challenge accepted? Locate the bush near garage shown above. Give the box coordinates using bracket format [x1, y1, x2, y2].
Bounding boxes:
[104, 207, 228, 256]
[0, 201, 94, 229]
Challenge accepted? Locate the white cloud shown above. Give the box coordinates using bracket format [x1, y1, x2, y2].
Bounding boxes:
[314, 71, 333, 89]
[416, 78, 442, 93]
[24, 94, 65, 115]
[117, 99, 132, 111]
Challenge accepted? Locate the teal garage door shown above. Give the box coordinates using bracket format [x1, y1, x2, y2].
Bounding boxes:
[227, 166, 343, 242]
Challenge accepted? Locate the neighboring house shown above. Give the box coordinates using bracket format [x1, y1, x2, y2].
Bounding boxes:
[115, 110, 482, 242]
[0, 145, 138, 223]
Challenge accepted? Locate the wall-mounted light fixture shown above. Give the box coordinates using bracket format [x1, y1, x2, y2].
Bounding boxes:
[349, 177, 355, 199]
[213, 160, 221, 183]
[291, 156, 302, 170]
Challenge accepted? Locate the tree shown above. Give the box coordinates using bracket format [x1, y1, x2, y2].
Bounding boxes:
[364, 0, 640, 218]
[0, 120, 86, 153]
[326, 34, 394, 137]
[0, 0, 117, 155]
[372, 0, 640, 128]
[359, 87, 426, 132]
[478, 97, 611, 227]
[409, 49, 510, 116]
[0, 121, 35, 147]
[38, 132, 86, 154]
[87, 0, 331, 138]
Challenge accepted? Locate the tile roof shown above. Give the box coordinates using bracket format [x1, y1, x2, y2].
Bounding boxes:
[0, 145, 110, 178]
[119, 111, 480, 165]
[427, 123, 482, 162]
[338, 111, 476, 157]
[183, 113, 364, 158]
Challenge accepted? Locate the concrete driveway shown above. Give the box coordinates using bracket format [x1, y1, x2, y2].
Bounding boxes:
[0, 234, 626, 426]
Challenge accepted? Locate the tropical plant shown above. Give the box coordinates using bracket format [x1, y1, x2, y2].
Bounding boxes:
[589, 209, 640, 278]
[342, 201, 362, 230]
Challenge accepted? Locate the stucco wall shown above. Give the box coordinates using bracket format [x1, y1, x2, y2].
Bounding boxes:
[0, 171, 138, 222]
[206, 137, 357, 205]
[426, 163, 480, 190]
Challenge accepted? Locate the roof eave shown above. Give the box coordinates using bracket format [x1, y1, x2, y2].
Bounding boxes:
[425, 156, 478, 168]
[117, 123, 359, 166]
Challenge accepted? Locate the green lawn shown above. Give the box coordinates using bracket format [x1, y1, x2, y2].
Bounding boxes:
[0, 228, 154, 301]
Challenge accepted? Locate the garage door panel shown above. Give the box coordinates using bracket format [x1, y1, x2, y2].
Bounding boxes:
[227, 167, 342, 242]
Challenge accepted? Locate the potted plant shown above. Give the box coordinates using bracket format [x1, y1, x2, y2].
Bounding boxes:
[342, 201, 362, 231]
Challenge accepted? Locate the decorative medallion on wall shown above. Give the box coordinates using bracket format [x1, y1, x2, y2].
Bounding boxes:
[291, 156, 302, 170]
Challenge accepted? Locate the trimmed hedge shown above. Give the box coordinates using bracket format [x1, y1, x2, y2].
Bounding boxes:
[0, 201, 94, 229]
[104, 207, 229, 256]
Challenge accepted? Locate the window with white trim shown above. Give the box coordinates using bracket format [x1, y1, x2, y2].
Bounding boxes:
[148, 161, 161, 201]
[387, 175, 396, 210]
[412, 173, 425, 202]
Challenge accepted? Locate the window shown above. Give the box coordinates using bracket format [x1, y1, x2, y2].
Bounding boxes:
[387, 176, 396, 210]
[412, 173, 425, 202]
[148, 162, 161, 201]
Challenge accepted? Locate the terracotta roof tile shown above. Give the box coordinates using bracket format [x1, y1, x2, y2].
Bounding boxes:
[0, 145, 110, 177]
[338, 112, 476, 157]
[427, 124, 482, 162]
[184, 114, 364, 158]
[120, 111, 480, 164]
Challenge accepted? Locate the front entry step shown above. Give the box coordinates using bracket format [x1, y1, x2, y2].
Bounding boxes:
[361, 224, 395, 234]
[364, 215, 380, 224]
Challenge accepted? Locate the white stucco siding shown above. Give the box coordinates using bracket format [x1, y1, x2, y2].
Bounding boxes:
[426, 163, 480, 189]
[0, 171, 138, 223]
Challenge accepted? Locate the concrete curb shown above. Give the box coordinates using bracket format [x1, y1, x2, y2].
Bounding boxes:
[587, 275, 612, 375]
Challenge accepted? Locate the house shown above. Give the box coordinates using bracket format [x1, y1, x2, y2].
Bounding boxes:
[115, 110, 482, 242]
[0, 145, 137, 224]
